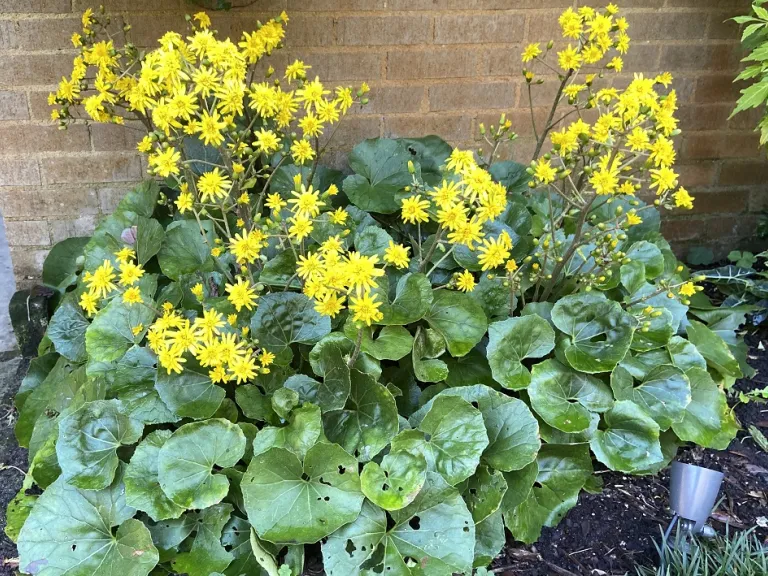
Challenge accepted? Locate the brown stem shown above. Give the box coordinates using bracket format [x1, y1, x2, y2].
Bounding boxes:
[533, 69, 574, 160]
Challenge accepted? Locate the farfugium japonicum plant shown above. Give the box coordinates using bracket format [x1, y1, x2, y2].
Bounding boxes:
[7, 4, 751, 576]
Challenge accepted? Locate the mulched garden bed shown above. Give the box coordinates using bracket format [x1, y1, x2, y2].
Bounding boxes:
[1, 334, 766, 576]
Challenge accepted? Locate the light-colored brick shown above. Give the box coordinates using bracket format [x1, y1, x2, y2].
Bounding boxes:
[387, 49, 477, 80]
[383, 114, 472, 143]
[0, 159, 40, 186]
[0, 54, 73, 87]
[0, 0, 70, 12]
[50, 215, 98, 243]
[1, 17, 83, 51]
[0, 186, 100, 217]
[429, 82, 516, 111]
[0, 91, 29, 120]
[356, 85, 425, 114]
[5, 220, 50, 246]
[41, 154, 142, 185]
[10, 247, 49, 280]
[0, 124, 90, 154]
[434, 13, 525, 45]
[337, 16, 431, 46]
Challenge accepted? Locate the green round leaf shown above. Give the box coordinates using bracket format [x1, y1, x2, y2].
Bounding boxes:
[686, 319, 742, 380]
[412, 326, 449, 383]
[629, 306, 674, 352]
[42, 236, 89, 290]
[487, 314, 555, 390]
[322, 473, 475, 576]
[125, 430, 186, 521]
[18, 468, 159, 576]
[626, 241, 665, 280]
[307, 339, 353, 412]
[135, 216, 165, 266]
[344, 321, 414, 361]
[424, 289, 488, 357]
[158, 418, 246, 510]
[155, 360, 225, 419]
[354, 225, 393, 258]
[374, 272, 434, 326]
[85, 295, 155, 363]
[323, 369, 399, 462]
[398, 135, 453, 185]
[157, 219, 213, 281]
[252, 404, 323, 460]
[551, 293, 635, 373]
[611, 365, 691, 431]
[342, 138, 412, 214]
[235, 384, 275, 422]
[242, 442, 364, 544]
[47, 297, 89, 363]
[251, 292, 331, 355]
[501, 460, 539, 513]
[395, 395, 488, 486]
[57, 399, 143, 490]
[672, 367, 739, 450]
[272, 387, 299, 419]
[5, 484, 36, 544]
[171, 504, 234, 576]
[589, 400, 663, 473]
[461, 466, 508, 524]
[473, 508, 505, 568]
[529, 359, 613, 433]
[667, 335, 707, 372]
[360, 448, 427, 510]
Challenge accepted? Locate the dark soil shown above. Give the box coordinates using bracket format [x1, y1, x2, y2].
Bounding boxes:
[0, 333, 766, 576]
[491, 331, 768, 576]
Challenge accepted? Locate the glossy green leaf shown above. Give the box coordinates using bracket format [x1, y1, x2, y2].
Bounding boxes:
[461, 466, 507, 524]
[412, 326, 449, 383]
[354, 226, 393, 259]
[361, 448, 427, 511]
[85, 295, 154, 363]
[42, 236, 89, 290]
[251, 292, 331, 355]
[668, 335, 707, 372]
[242, 442, 364, 544]
[611, 365, 691, 430]
[171, 504, 234, 576]
[5, 478, 36, 544]
[629, 306, 674, 352]
[136, 216, 164, 266]
[323, 369, 399, 461]
[47, 297, 89, 362]
[157, 418, 246, 510]
[487, 314, 555, 390]
[424, 289, 488, 357]
[236, 384, 275, 422]
[344, 321, 414, 361]
[375, 272, 433, 326]
[686, 319, 742, 379]
[342, 138, 411, 214]
[157, 219, 212, 281]
[551, 293, 635, 373]
[529, 359, 613, 433]
[395, 395, 488, 486]
[398, 135, 453, 185]
[589, 400, 663, 473]
[57, 399, 143, 490]
[322, 473, 475, 576]
[18, 468, 159, 576]
[473, 508, 505, 568]
[252, 404, 323, 460]
[307, 339, 353, 411]
[672, 368, 739, 450]
[272, 387, 299, 419]
[125, 430, 186, 521]
[155, 360, 225, 419]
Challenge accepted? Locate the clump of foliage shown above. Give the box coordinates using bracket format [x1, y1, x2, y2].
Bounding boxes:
[7, 5, 751, 575]
[732, 1, 768, 144]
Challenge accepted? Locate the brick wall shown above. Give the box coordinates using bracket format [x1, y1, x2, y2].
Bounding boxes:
[0, 0, 765, 285]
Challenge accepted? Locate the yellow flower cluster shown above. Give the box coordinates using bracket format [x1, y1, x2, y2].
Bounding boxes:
[78, 249, 146, 316]
[146, 303, 274, 381]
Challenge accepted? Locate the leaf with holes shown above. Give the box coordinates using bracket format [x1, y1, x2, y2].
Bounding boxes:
[47, 297, 89, 363]
[157, 418, 246, 510]
[461, 466, 508, 524]
[529, 359, 613, 433]
[171, 504, 234, 576]
[242, 442, 365, 544]
[322, 473, 475, 576]
[487, 314, 555, 390]
[361, 448, 427, 511]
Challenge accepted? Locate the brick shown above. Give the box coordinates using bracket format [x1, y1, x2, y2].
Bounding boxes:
[0, 91, 29, 120]
[0, 160, 40, 186]
[717, 133, 762, 158]
[666, 0, 749, 7]
[750, 188, 768, 212]
[125, 14, 186, 48]
[0, 186, 100, 217]
[677, 163, 717, 188]
[90, 123, 144, 151]
[387, 49, 477, 80]
[390, 0, 572, 8]
[356, 85, 424, 114]
[98, 184, 137, 214]
[677, 104, 730, 131]
[10, 247, 48, 280]
[287, 0, 384, 9]
[661, 43, 741, 72]
[719, 160, 768, 186]
[434, 14, 525, 45]
[1, 17, 82, 51]
[337, 16, 430, 46]
[28, 91, 58, 121]
[5, 220, 50, 246]
[681, 134, 720, 160]
[0, 54, 74, 87]
[475, 108, 547, 139]
[708, 11, 743, 40]
[73, 0, 180, 10]
[429, 82, 516, 111]
[694, 74, 742, 103]
[300, 51, 383, 82]
[627, 12, 709, 41]
[728, 106, 762, 131]
[41, 154, 142, 185]
[0, 0, 70, 12]
[478, 46, 522, 77]
[383, 114, 472, 143]
[0, 124, 89, 154]
[50, 215, 98, 243]
[320, 115, 380, 150]
[282, 15, 335, 48]
[527, 13, 564, 43]
[687, 190, 750, 215]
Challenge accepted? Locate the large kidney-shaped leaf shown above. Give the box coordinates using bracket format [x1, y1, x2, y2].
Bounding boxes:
[158, 418, 246, 510]
[424, 290, 487, 357]
[242, 442, 365, 544]
[342, 138, 412, 214]
[251, 292, 331, 355]
[487, 314, 555, 390]
[529, 359, 613, 433]
[18, 467, 159, 576]
[47, 297, 89, 362]
[461, 466, 508, 524]
[686, 320, 742, 380]
[323, 369, 399, 462]
[56, 399, 143, 490]
[503, 444, 592, 544]
[399, 135, 453, 186]
[672, 368, 739, 450]
[125, 430, 186, 521]
[410, 385, 540, 472]
[322, 473, 475, 576]
[589, 400, 663, 473]
[171, 504, 234, 576]
[252, 404, 323, 460]
[395, 395, 488, 486]
[136, 216, 164, 266]
[361, 448, 427, 511]
[42, 236, 89, 291]
[375, 273, 433, 326]
[85, 295, 155, 363]
[157, 219, 212, 281]
[611, 365, 691, 431]
[551, 293, 635, 373]
[155, 360, 225, 419]
[344, 321, 414, 361]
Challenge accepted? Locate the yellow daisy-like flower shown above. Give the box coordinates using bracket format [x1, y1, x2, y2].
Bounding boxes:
[679, 282, 696, 297]
[115, 247, 136, 264]
[149, 147, 181, 178]
[254, 128, 281, 154]
[521, 43, 542, 63]
[349, 290, 383, 326]
[265, 193, 287, 212]
[79, 290, 99, 316]
[285, 59, 310, 81]
[383, 241, 410, 269]
[625, 210, 643, 227]
[119, 261, 145, 286]
[288, 215, 313, 240]
[198, 109, 227, 147]
[225, 277, 258, 312]
[131, 323, 144, 336]
[650, 167, 678, 194]
[329, 207, 348, 225]
[197, 168, 232, 203]
[288, 185, 325, 218]
[193, 11, 211, 28]
[314, 291, 346, 318]
[673, 187, 694, 210]
[400, 195, 430, 224]
[455, 270, 476, 293]
[533, 159, 557, 184]
[291, 138, 315, 164]
[477, 235, 511, 271]
[86, 260, 117, 298]
[122, 286, 143, 305]
[191, 283, 204, 299]
[558, 44, 582, 71]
